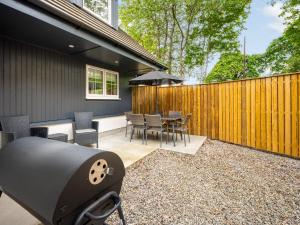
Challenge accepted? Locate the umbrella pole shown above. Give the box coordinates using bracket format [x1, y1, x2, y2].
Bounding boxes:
[156, 86, 158, 114]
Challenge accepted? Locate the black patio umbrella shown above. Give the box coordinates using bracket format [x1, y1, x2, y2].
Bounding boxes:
[129, 71, 184, 113]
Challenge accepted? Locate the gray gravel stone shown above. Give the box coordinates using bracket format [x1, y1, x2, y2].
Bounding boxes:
[108, 140, 300, 225]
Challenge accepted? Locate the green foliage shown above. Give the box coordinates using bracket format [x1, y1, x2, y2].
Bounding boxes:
[205, 52, 264, 83]
[209, 0, 300, 81]
[265, 0, 300, 73]
[119, 0, 251, 78]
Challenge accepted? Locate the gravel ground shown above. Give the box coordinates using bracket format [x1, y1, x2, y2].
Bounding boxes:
[108, 140, 300, 225]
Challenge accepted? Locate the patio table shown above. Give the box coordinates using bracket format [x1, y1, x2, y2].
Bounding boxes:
[161, 116, 182, 147]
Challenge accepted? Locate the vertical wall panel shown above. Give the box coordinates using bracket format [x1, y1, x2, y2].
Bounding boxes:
[0, 39, 3, 116]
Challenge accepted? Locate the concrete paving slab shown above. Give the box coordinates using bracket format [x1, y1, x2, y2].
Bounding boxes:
[0, 194, 41, 225]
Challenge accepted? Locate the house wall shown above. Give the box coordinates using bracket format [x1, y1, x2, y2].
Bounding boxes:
[0, 37, 133, 122]
[0, 36, 134, 123]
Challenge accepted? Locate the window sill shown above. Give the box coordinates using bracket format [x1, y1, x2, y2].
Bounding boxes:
[86, 97, 121, 101]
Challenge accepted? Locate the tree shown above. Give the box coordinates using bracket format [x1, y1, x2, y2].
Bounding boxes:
[119, 0, 251, 78]
[265, 0, 300, 73]
[205, 52, 264, 83]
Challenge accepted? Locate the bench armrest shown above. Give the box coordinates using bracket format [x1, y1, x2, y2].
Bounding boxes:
[92, 121, 99, 132]
[0, 131, 16, 149]
[30, 127, 48, 138]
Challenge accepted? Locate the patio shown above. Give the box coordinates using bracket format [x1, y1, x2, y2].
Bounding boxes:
[99, 128, 207, 167]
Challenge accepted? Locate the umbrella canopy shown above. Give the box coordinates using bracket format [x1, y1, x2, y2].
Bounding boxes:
[128, 71, 184, 86]
[129, 71, 184, 114]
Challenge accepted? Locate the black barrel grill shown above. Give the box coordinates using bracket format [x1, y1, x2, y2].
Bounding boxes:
[0, 137, 126, 225]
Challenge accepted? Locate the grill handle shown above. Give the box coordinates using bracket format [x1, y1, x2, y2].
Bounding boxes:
[74, 191, 126, 225]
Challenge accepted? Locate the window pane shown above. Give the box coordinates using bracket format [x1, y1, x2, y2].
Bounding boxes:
[84, 0, 109, 22]
[88, 67, 103, 95]
[106, 72, 117, 96]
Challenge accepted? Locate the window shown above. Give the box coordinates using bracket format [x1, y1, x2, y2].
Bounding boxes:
[86, 65, 119, 100]
[83, 0, 112, 25]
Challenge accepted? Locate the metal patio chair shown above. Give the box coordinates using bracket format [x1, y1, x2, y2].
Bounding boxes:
[73, 112, 99, 148]
[172, 113, 192, 146]
[129, 114, 146, 144]
[124, 111, 133, 137]
[144, 114, 166, 148]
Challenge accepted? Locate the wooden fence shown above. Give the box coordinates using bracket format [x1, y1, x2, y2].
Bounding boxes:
[132, 72, 300, 158]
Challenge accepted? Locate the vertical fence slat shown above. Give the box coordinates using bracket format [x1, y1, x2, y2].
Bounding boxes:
[197, 85, 201, 135]
[291, 75, 298, 157]
[241, 81, 247, 145]
[255, 79, 261, 149]
[260, 79, 267, 150]
[285, 75, 291, 155]
[266, 78, 272, 151]
[225, 84, 230, 142]
[272, 77, 279, 153]
[237, 81, 242, 145]
[219, 84, 223, 140]
[214, 84, 219, 140]
[250, 80, 256, 148]
[278, 76, 285, 154]
[233, 82, 238, 143]
[246, 80, 251, 146]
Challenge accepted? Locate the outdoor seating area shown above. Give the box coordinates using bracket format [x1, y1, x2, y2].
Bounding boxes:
[0, 0, 299, 225]
[126, 111, 192, 148]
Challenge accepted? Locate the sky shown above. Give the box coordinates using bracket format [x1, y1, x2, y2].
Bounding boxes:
[239, 0, 285, 55]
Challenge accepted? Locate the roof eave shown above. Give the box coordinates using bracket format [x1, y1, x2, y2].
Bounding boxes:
[28, 0, 168, 70]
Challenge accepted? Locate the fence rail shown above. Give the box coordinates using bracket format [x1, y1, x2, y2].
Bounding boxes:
[132, 72, 300, 158]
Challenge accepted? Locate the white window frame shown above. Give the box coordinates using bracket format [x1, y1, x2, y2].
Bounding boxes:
[86, 65, 119, 100]
[82, 0, 112, 26]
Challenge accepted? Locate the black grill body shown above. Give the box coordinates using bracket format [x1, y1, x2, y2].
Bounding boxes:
[0, 137, 125, 225]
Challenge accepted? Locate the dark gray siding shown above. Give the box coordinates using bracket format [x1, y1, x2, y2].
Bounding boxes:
[0, 37, 133, 122]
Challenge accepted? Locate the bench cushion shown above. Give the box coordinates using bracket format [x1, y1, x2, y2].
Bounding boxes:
[75, 129, 97, 134]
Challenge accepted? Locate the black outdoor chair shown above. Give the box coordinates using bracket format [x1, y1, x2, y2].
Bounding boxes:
[73, 112, 99, 148]
[172, 113, 192, 146]
[145, 114, 166, 148]
[0, 115, 48, 147]
[129, 114, 146, 144]
[124, 111, 133, 137]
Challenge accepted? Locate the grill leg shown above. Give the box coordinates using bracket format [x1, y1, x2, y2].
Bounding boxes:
[130, 127, 134, 142]
[125, 121, 128, 137]
[117, 204, 126, 225]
